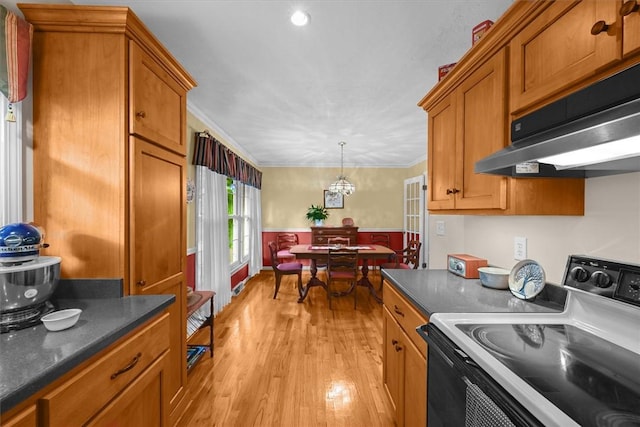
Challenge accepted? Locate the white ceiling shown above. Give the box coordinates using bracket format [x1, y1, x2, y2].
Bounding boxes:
[71, 0, 513, 168]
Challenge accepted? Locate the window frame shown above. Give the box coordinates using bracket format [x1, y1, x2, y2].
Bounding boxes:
[227, 177, 250, 270]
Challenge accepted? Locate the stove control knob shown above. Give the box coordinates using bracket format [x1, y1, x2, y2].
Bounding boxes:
[592, 271, 612, 288]
[570, 266, 589, 282]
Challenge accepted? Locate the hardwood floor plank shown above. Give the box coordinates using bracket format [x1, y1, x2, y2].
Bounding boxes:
[181, 271, 395, 426]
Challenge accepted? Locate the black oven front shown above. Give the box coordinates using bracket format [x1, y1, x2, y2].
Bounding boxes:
[420, 324, 543, 427]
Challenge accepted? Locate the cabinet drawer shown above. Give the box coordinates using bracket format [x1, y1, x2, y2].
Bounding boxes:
[1, 405, 36, 427]
[311, 227, 359, 244]
[42, 313, 170, 426]
[383, 281, 428, 357]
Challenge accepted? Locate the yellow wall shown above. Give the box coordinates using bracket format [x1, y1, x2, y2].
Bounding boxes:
[406, 160, 427, 179]
[261, 165, 424, 230]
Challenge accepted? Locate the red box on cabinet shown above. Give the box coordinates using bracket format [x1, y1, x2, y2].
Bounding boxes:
[472, 20, 494, 45]
[438, 63, 457, 81]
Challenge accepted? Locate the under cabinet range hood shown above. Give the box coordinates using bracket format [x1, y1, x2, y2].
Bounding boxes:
[475, 62, 640, 178]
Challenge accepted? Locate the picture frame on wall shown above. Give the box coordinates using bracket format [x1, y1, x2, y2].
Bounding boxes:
[324, 190, 344, 209]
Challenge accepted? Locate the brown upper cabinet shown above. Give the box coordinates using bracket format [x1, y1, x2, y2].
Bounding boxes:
[423, 46, 584, 215]
[428, 50, 507, 211]
[420, 0, 640, 215]
[130, 41, 188, 155]
[510, 1, 621, 115]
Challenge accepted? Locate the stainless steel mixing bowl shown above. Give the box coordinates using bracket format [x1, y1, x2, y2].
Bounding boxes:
[0, 256, 61, 312]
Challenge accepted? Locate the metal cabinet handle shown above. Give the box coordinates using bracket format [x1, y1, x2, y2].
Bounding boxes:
[391, 339, 398, 345]
[446, 188, 460, 195]
[621, 0, 639, 16]
[590, 20, 611, 35]
[136, 280, 146, 287]
[136, 111, 146, 118]
[394, 344, 403, 352]
[393, 305, 405, 317]
[111, 352, 142, 379]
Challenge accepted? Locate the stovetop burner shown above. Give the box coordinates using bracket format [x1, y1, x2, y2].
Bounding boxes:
[458, 323, 640, 427]
[596, 411, 640, 427]
[0, 300, 55, 333]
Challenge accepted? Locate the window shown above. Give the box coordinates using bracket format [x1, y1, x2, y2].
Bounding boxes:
[1, 98, 24, 224]
[227, 177, 250, 268]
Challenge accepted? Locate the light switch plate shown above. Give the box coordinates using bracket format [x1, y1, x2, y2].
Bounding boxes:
[436, 221, 445, 236]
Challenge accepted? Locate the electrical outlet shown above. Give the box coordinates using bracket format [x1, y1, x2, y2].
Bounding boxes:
[514, 236, 527, 260]
[436, 221, 445, 236]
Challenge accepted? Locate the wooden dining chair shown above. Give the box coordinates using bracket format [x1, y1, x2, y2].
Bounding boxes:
[268, 241, 303, 299]
[380, 240, 422, 288]
[327, 236, 350, 246]
[369, 233, 391, 272]
[326, 248, 359, 309]
[276, 233, 298, 263]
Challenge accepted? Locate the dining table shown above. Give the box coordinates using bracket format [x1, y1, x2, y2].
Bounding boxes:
[288, 244, 396, 304]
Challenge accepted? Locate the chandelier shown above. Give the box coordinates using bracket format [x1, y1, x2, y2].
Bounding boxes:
[329, 141, 355, 196]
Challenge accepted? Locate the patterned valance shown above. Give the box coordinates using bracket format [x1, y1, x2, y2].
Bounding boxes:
[192, 131, 262, 189]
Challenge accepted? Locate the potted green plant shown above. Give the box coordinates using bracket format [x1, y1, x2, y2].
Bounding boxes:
[306, 204, 329, 226]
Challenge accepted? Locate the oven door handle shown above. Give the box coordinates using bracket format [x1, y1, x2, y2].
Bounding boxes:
[454, 348, 480, 368]
[418, 324, 480, 369]
[417, 324, 455, 368]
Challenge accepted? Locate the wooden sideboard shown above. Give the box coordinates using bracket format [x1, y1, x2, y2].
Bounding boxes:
[311, 226, 359, 245]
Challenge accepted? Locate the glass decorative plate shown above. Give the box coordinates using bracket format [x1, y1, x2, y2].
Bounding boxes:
[509, 259, 546, 300]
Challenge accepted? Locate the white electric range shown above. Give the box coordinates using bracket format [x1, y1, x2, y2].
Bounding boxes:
[421, 255, 640, 427]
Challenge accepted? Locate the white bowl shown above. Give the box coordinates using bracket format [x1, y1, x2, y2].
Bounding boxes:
[41, 308, 82, 331]
[478, 267, 510, 289]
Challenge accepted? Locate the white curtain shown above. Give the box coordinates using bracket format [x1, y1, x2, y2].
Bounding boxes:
[246, 184, 262, 277]
[0, 99, 23, 225]
[196, 166, 231, 316]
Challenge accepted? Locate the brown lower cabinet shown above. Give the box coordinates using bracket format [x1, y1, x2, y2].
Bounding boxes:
[382, 281, 428, 426]
[0, 312, 170, 427]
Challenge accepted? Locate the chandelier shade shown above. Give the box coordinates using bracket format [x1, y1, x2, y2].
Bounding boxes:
[329, 141, 355, 196]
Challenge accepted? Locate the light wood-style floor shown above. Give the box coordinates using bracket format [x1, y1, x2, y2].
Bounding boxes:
[180, 270, 395, 426]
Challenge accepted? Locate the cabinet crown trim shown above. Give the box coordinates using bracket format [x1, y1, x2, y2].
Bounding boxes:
[18, 4, 197, 90]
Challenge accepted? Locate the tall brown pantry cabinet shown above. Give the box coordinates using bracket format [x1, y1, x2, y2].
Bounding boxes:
[18, 5, 197, 426]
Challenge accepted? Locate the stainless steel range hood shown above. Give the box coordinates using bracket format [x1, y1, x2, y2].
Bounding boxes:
[475, 62, 640, 178]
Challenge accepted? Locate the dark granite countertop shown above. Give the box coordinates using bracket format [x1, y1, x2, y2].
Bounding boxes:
[0, 279, 174, 414]
[382, 269, 565, 318]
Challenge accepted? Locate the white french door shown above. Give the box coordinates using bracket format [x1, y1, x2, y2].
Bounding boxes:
[404, 174, 427, 269]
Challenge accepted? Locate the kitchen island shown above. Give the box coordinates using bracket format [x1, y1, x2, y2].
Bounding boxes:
[0, 282, 174, 425]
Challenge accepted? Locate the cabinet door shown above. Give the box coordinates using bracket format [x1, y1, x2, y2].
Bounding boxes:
[130, 41, 187, 155]
[87, 353, 168, 427]
[510, 0, 621, 113]
[623, 3, 640, 57]
[131, 137, 187, 417]
[454, 49, 507, 210]
[427, 94, 457, 210]
[383, 307, 404, 423]
[403, 339, 427, 427]
[511, 0, 622, 114]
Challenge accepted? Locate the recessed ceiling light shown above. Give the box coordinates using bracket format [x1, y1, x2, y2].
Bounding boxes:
[291, 10, 310, 26]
